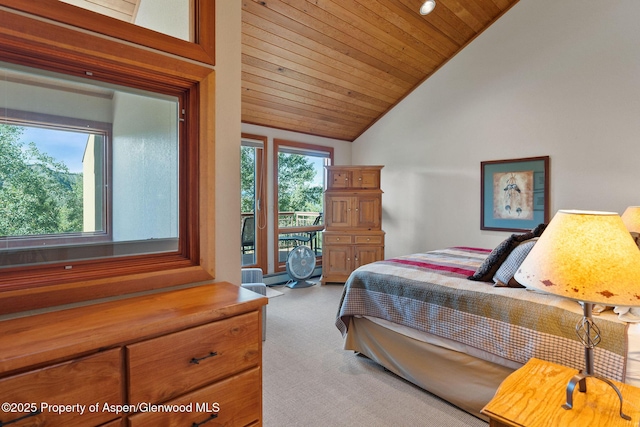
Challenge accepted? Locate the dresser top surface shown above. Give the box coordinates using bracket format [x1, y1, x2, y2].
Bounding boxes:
[0, 282, 266, 375]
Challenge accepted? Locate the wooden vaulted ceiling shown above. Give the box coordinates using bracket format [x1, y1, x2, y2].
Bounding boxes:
[59, 0, 519, 142]
[242, 0, 520, 141]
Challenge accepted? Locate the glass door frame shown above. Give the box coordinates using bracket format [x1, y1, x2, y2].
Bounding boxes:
[241, 133, 268, 273]
[273, 139, 333, 273]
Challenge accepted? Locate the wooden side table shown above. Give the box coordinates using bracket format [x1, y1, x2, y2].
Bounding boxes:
[482, 358, 640, 427]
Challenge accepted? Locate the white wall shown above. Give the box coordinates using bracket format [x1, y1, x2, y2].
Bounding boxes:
[241, 123, 352, 274]
[352, 0, 640, 259]
[214, 0, 243, 284]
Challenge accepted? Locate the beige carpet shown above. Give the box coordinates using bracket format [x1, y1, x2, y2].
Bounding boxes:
[262, 282, 487, 427]
[265, 287, 284, 298]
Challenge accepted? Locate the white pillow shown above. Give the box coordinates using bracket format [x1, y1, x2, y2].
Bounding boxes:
[492, 239, 537, 288]
[615, 306, 640, 322]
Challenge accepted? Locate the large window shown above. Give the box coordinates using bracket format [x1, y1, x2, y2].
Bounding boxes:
[0, 62, 181, 271]
[0, 5, 213, 314]
[274, 139, 333, 272]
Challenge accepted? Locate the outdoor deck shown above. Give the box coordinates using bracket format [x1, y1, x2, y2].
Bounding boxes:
[241, 211, 323, 267]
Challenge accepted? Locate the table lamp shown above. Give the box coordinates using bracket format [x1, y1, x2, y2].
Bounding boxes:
[514, 210, 640, 419]
[622, 206, 640, 246]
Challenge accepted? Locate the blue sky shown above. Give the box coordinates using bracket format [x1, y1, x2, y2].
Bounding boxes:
[310, 156, 326, 187]
[19, 126, 89, 173]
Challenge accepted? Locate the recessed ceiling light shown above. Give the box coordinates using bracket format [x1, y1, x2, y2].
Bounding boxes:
[420, 0, 436, 15]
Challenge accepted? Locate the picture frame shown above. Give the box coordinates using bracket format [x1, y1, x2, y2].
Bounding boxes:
[481, 156, 550, 232]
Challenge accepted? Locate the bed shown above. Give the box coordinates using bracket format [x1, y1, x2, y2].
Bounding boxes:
[335, 246, 640, 420]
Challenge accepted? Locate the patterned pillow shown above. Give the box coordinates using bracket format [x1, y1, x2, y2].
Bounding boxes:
[467, 223, 547, 282]
[467, 235, 518, 282]
[493, 239, 537, 288]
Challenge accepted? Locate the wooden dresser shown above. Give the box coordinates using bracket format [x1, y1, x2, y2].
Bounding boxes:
[321, 165, 384, 284]
[0, 282, 266, 427]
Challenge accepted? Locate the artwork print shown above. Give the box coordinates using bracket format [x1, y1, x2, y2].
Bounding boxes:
[481, 156, 549, 232]
[492, 171, 534, 220]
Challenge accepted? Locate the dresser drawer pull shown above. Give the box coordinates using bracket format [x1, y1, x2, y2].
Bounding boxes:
[189, 351, 218, 365]
[1, 410, 41, 426]
[191, 413, 218, 427]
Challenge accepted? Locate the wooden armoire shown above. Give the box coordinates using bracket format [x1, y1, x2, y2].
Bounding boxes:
[320, 165, 384, 284]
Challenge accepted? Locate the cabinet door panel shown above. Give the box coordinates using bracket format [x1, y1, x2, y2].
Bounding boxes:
[325, 245, 353, 277]
[355, 246, 383, 268]
[354, 196, 381, 229]
[353, 170, 380, 189]
[326, 196, 352, 228]
[328, 170, 351, 189]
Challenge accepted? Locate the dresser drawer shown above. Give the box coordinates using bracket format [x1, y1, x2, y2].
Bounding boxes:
[127, 312, 260, 404]
[99, 418, 124, 427]
[354, 235, 383, 244]
[128, 366, 261, 427]
[0, 349, 122, 427]
[324, 234, 353, 244]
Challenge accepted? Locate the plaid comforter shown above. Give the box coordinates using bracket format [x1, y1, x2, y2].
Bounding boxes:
[336, 247, 629, 381]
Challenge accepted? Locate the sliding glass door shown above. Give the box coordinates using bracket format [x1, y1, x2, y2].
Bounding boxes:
[240, 134, 267, 271]
[274, 139, 333, 272]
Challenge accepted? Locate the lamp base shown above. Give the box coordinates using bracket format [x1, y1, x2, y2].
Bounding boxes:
[562, 302, 631, 420]
[562, 371, 631, 420]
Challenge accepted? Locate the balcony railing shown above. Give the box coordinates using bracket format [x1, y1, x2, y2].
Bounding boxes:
[241, 212, 323, 263]
[277, 211, 322, 227]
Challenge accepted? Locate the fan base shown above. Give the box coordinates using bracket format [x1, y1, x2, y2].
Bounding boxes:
[286, 280, 316, 289]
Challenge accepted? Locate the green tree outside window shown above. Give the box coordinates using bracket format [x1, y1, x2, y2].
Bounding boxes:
[240, 148, 323, 216]
[0, 124, 83, 237]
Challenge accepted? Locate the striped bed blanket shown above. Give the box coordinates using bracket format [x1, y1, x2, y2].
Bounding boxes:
[336, 247, 629, 381]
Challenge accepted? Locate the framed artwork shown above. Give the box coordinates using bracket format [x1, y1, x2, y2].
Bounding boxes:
[481, 156, 550, 232]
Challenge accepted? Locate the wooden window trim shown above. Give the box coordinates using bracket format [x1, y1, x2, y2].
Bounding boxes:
[0, 0, 215, 65]
[273, 139, 333, 273]
[0, 8, 214, 314]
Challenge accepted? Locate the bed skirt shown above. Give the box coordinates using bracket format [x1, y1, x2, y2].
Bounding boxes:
[344, 316, 514, 421]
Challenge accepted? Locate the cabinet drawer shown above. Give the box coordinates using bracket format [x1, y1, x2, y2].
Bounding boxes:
[99, 418, 124, 427]
[127, 312, 260, 404]
[0, 349, 122, 427]
[324, 235, 353, 244]
[354, 235, 383, 244]
[128, 367, 261, 427]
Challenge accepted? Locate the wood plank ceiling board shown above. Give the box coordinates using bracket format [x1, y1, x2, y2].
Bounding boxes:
[242, 0, 520, 141]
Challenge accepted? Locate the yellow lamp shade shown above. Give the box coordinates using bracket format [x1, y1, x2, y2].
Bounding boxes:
[514, 210, 640, 306]
[622, 206, 640, 234]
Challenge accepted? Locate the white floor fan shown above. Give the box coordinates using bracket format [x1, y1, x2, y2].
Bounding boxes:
[285, 245, 316, 288]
